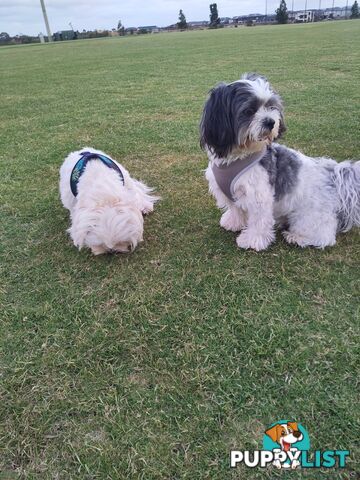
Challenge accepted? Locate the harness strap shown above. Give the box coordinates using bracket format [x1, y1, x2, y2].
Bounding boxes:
[211, 147, 267, 202]
[70, 151, 125, 197]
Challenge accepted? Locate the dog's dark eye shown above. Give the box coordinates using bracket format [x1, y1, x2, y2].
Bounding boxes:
[244, 108, 256, 116]
[281, 430, 285, 435]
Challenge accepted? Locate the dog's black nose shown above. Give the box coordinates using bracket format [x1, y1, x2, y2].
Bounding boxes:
[293, 430, 302, 438]
[263, 118, 275, 130]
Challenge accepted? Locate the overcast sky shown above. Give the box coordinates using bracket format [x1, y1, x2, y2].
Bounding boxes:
[1, 0, 343, 36]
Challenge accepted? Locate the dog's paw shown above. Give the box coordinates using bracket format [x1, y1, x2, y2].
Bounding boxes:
[91, 245, 107, 255]
[141, 202, 154, 215]
[220, 209, 246, 232]
[283, 230, 308, 247]
[236, 230, 274, 251]
[283, 230, 336, 249]
[273, 460, 282, 469]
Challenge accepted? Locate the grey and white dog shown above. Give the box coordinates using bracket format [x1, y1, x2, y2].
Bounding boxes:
[200, 73, 360, 250]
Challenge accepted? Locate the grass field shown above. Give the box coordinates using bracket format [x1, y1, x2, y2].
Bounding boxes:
[1, 20, 359, 479]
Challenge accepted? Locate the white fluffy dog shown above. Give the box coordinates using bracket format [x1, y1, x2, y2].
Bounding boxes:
[200, 73, 360, 251]
[60, 147, 158, 255]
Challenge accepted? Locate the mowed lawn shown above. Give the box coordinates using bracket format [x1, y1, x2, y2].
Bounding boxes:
[0, 20, 359, 479]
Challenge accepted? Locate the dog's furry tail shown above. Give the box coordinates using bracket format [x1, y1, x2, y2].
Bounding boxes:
[333, 160, 360, 232]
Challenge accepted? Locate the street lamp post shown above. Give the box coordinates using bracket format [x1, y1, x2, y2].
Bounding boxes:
[40, 0, 52, 42]
[265, 0, 268, 23]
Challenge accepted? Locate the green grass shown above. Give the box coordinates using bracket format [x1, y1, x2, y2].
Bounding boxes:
[0, 21, 359, 479]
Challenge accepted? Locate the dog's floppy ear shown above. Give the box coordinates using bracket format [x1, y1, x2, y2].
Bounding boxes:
[265, 424, 281, 443]
[200, 83, 237, 159]
[278, 110, 286, 138]
[68, 224, 87, 250]
[68, 206, 93, 250]
[287, 421, 298, 432]
[270, 92, 286, 138]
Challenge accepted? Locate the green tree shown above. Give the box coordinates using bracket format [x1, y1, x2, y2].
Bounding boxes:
[276, 0, 289, 23]
[209, 3, 220, 28]
[177, 9, 187, 29]
[117, 20, 125, 35]
[350, 0, 359, 18]
[0, 32, 10, 43]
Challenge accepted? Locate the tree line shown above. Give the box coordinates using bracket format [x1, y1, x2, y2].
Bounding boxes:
[1, 1, 359, 45]
[173, 1, 360, 29]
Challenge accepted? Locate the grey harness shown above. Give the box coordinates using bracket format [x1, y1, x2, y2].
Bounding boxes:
[211, 147, 267, 202]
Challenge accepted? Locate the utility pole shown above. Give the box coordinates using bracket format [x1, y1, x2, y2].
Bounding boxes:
[265, 0, 268, 22]
[317, 0, 321, 21]
[305, 0, 307, 21]
[40, 0, 52, 42]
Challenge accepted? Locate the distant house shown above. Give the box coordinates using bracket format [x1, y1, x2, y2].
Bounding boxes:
[125, 27, 138, 34]
[220, 17, 234, 25]
[233, 14, 276, 24]
[53, 30, 77, 41]
[187, 20, 209, 28]
[138, 25, 159, 33]
[323, 7, 349, 18]
[289, 10, 315, 22]
[253, 14, 276, 23]
[232, 16, 244, 24]
[163, 24, 177, 31]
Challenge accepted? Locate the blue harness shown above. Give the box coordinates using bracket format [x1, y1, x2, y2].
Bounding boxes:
[70, 151, 125, 197]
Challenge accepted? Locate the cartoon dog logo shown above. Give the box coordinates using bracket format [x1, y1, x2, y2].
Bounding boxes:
[265, 421, 304, 469]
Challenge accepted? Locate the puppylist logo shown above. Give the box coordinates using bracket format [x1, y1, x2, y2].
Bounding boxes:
[230, 420, 350, 470]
